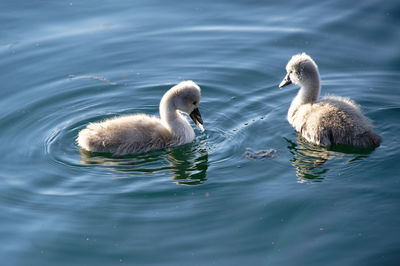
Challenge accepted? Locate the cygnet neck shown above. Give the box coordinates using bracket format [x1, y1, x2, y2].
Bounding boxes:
[159, 91, 178, 124]
[296, 71, 320, 104]
[159, 92, 192, 137]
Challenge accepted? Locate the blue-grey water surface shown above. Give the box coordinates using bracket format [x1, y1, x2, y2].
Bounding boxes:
[1, 0, 400, 265]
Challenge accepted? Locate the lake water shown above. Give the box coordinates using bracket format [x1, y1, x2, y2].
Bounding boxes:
[1, 0, 399, 265]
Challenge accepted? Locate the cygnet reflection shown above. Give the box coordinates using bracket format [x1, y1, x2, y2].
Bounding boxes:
[286, 137, 334, 183]
[286, 136, 373, 183]
[78, 142, 208, 185]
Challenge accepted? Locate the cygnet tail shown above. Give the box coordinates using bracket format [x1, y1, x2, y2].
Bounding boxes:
[356, 131, 381, 148]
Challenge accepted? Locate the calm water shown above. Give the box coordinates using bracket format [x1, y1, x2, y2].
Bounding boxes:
[1, 0, 400, 265]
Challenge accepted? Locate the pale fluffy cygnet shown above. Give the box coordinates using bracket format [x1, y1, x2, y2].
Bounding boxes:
[77, 81, 204, 155]
[279, 53, 380, 148]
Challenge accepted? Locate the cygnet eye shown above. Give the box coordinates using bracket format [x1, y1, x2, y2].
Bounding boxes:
[193, 101, 197, 105]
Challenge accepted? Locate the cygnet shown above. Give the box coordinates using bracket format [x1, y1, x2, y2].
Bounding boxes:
[279, 53, 380, 148]
[77, 80, 204, 155]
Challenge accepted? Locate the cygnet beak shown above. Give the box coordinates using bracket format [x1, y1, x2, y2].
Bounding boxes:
[279, 73, 292, 88]
[189, 107, 203, 126]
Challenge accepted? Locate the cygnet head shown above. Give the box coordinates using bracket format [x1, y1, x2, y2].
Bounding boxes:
[279, 53, 320, 90]
[160, 80, 203, 126]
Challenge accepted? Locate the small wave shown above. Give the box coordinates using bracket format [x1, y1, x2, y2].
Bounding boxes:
[69, 75, 117, 85]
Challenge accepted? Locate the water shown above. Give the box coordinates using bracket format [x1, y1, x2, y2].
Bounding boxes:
[1, 0, 399, 265]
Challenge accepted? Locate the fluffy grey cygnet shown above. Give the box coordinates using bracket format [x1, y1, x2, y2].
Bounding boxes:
[279, 53, 380, 148]
[77, 80, 204, 155]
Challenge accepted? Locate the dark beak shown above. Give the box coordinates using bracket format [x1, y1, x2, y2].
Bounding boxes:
[279, 73, 292, 88]
[189, 107, 203, 126]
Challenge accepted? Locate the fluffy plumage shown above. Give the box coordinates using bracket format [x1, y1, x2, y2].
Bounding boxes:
[77, 80, 203, 155]
[279, 53, 380, 148]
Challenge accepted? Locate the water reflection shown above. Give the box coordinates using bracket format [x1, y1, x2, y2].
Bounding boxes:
[286, 136, 374, 183]
[78, 143, 208, 185]
[166, 145, 209, 185]
[286, 137, 333, 183]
